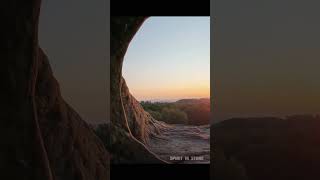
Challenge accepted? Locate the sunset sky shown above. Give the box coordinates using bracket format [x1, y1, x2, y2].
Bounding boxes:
[123, 17, 210, 101]
[214, 0, 320, 122]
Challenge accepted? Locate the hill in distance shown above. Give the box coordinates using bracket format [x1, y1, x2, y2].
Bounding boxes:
[213, 114, 320, 180]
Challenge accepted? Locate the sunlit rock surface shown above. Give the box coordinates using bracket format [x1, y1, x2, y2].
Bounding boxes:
[149, 124, 210, 164]
[110, 16, 167, 164]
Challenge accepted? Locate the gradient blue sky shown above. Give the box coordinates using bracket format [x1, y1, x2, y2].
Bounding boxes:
[123, 17, 210, 101]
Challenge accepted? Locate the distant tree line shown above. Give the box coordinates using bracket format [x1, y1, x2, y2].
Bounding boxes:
[140, 99, 210, 125]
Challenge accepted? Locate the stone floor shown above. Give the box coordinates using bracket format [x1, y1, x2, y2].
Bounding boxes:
[148, 123, 210, 164]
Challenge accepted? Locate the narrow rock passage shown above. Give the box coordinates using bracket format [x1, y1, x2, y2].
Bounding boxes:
[148, 123, 210, 164]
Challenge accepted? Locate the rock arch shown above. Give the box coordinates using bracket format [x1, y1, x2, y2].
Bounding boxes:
[110, 17, 168, 163]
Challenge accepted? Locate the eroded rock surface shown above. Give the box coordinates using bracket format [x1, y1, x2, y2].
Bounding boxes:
[110, 16, 167, 164]
[1, 1, 109, 179]
[121, 78, 166, 144]
[36, 49, 110, 180]
[149, 124, 210, 164]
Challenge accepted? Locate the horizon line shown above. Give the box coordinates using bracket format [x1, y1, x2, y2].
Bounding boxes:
[138, 97, 210, 102]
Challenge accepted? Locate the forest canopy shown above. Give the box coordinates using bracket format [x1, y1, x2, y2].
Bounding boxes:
[140, 98, 210, 125]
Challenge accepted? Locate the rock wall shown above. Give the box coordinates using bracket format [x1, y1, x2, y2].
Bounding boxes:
[36, 48, 109, 180]
[1, 1, 109, 179]
[110, 17, 167, 163]
[0, 1, 55, 179]
[121, 77, 165, 144]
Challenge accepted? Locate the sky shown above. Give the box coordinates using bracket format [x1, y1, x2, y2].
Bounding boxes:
[214, 0, 320, 122]
[38, 0, 107, 124]
[122, 17, 210, 101]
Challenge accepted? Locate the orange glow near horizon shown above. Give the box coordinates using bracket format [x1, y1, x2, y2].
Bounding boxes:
[129, 83, 210, 101]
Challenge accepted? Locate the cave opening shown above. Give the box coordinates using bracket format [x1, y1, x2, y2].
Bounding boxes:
[119, 17, 211, 163]
[123, 17, 210, 103]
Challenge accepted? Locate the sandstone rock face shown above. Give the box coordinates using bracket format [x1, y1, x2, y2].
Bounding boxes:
[1, 1, 54, 179]
[1, 1, 109, 179]
[110, 17, 167, 163]
[36, 49, 110, 180]
[121, 78, 165, 144]
[110, 17, 148, 134]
